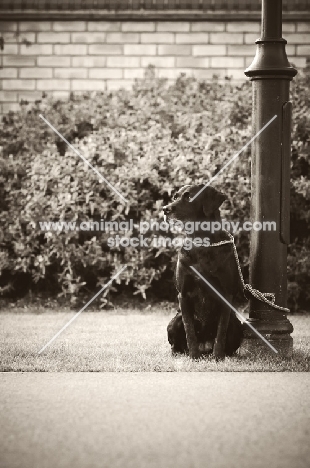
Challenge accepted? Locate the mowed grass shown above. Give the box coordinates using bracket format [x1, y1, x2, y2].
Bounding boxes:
[0, 309, 309, 372]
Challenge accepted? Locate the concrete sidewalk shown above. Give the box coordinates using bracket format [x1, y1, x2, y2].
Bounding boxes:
[1, 373, 309, 468]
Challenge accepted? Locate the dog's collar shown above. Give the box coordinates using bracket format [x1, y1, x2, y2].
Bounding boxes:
[180, 234, 234, 254]
[208, 231, 235, 248]
[208, 240, 234, 247]
[208, 239, 234, 247]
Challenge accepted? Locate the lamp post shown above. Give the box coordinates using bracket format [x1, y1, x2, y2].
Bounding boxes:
[239, 0, 297, 357]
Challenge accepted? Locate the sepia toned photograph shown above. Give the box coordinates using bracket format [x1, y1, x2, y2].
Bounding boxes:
[0, 1, 309, 467]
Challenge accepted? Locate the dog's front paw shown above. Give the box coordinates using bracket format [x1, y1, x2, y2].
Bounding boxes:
[213, 342, 226, 361]
[189, 346, 201, 360]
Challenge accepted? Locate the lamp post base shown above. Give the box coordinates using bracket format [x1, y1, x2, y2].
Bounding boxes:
[239, 317, 294, 358]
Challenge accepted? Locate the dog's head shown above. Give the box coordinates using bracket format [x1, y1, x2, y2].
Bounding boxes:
[163, 184, 226, 222]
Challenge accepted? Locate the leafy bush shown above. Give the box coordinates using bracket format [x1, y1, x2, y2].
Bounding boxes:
[0, 66, 309, 311]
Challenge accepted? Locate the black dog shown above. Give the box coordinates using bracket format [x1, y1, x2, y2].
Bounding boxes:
[164, 184, 244, 360]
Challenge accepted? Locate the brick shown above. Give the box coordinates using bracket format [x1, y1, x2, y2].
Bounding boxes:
[210, 56, 244, 68]
[289, 57, 307, 68]
[286, 45, 295, 56]
[210, 33, 243, 44]
[2, 32, 35, 43]
[227, 44, 255, 55]
[193, 45, 226, 56]
[20, 44, 53, 55]
[106, 80, 133, 91]
[285, 34, 310, 44]
[244, 33, 261, 44]
[53, 22, 86, 32]
[297, 23, 310, 32]
[72, 56, 106, 67]
[54, 68, 87, 79]
[0, 22, 18, 32]
[19, 22, 52, 32]
[3, 103, 20, 113]
[297, 45, 310, 55]
[52, 91, 70, 99]
[1, 44, 18, 54]
[71, 80, 105, 91]
[106, 33, 139, 43]
[282, 23, 296, 33]
[71, 33, 105, 43]
[194, 69, 226, 79]
[89, 44, 122, 55]
[176, 33, 209, 44]
[20, 68, 53, 79]
[176, 57, 210, 69]
[88, 22, 121, 32]
[18, 91, 44, 102]
[36, 80, 70, 91]
[37, 33, 70, 43]
[38, 56, 71, 67]
[191, 22, 225, 32]
[3, 80, 35, 90]
[124, 44, 156, 55]
[157, 22, 190, 32]
[158, 68, 183, 80]
[141, 56, 175, 68]
[3, 55, 36, 66]
[163, 68, 187, 78]
[54, 44, 87, 55]
[89, 69, 122, 79]
[124, 69, 145, 79]
[122, 22, 155, 32]
[176, 57, 209, 68]
[1, 32, 16, 43]
[0, 68, 18, 78]
[141, 33, 174, 44]
[19, 32, 36, 44]
[0, 91, 18, 102]
[226, 69, 247, 80]
[226, 22, 260, 33]
[158, 45, 191, 55]
[107, 56, 140, 67]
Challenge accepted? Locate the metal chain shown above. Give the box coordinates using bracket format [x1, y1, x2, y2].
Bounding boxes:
[208, 231, 290, 313]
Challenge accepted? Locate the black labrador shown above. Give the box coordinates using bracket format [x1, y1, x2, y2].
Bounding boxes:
[163, 184, 244, 360]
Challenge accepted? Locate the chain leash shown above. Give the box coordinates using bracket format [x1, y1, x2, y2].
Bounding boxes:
[208, 231, 290, 313]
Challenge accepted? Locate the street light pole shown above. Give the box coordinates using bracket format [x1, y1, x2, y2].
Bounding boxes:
[240, 0, 297, 357]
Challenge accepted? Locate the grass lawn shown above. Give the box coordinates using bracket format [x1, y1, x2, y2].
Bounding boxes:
[0, 308, 309, 372]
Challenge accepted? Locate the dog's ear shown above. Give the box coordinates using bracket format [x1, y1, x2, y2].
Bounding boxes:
[201, 187, 227, 217]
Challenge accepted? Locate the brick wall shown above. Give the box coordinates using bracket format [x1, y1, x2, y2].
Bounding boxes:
[1, 20, 310, 114]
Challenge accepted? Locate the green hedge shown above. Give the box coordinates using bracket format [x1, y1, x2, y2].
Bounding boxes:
[0, 66, 309, 311]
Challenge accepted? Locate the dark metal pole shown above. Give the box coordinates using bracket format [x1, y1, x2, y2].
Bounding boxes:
[240, 0, 297, 357]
